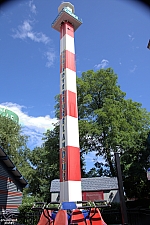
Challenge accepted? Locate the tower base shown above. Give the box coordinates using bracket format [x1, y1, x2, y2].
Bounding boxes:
[60, 180, 82, 202]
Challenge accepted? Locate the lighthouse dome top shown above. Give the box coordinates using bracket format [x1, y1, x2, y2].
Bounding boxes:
[58, 2, 75, 14]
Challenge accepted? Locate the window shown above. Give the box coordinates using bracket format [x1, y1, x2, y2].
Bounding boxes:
[62, 163, 66, 170]
[62, 103, 65, 109]
[62, 142, 65, 148]
[62, 172, 66, 180]
[62, 109, 65, 117]
[62, 150, 66, 158]
[62, 118, 65, 124]
[62, 133, 65, 140]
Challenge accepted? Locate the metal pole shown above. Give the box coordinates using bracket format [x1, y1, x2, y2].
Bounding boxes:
[114, 152, 128, 225]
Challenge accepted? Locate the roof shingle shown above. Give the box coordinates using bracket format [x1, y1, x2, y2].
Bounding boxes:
[50, 177, 118, 192]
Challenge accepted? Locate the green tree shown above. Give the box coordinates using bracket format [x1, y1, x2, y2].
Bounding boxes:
[122, 132, 150, 199]
[77, 69, 150, 169]
[76, 68, 150, 198]
[0, 115, 30, 169]
[27, 123, 59, 201]
[54, 68, 150, 198]
[0, 115, 33, 201]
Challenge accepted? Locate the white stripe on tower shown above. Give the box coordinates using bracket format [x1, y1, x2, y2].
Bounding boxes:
[59, 21, 82, 202]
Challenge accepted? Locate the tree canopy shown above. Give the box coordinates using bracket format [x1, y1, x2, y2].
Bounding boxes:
[25, 124, 59, 201]
[76, 68, 150, 198]
[0, 115, 30, 167]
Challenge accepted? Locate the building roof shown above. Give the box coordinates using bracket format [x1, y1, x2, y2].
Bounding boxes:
[50, 177, 118, 193]
[0, 146, 28, 189]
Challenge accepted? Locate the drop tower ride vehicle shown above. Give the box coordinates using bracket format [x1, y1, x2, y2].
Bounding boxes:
[52, 2, 82, 203]
[33, 3, 109, 225]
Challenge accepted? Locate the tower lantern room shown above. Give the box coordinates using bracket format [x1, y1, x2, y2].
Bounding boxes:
[58, 2, 75, 13]
[52, 2, 82, 32]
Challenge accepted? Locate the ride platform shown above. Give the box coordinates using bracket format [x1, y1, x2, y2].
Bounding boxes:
[32, 200, 110, 225]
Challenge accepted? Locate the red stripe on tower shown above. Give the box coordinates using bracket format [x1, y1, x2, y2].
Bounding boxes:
[52, 2, 82, 202]
[60, 50, 76, 73]
[60, 146, 81, 181]
[60, 91, 78, 119]
[60, 22, 74, 38]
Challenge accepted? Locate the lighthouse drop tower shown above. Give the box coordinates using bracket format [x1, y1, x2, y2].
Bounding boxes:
[52, 2, 83, 202]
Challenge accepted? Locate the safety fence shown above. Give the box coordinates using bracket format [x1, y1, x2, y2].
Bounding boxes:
[102, 209, 150, 225]
[0, 209, 150, 225]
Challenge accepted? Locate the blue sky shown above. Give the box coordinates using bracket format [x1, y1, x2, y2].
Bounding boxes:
[0, 0, 150, 171]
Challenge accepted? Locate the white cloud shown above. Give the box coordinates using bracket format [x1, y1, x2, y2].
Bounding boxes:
[12, 20, 56, 67]
[22, 127, 44, 149]
[130, 65, 137, 73]
[84, 152, 104, 171]
[11, 1, 57, 68]
[29, 0, 37, 14]
[0, 102, 57, 149]
[94, 59, 109, 69]
[22, 127, 41, 146]
[45, 50, 56, 68]
[12, 20, 50, 44]
[128, 33, 135, 42]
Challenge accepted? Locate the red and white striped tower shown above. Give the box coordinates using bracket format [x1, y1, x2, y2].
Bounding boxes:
[52, 2, 82, 202]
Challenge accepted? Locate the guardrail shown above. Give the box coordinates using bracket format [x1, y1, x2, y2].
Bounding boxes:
[1, 208, 149, 225]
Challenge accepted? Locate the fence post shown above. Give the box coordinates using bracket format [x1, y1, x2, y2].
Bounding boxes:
[115, 152, 128, 225]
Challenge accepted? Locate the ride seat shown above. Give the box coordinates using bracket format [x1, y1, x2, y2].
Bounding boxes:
[37, 209, 52, 225]
[71, 209, 86, 225]
[89, 208, 107, 225]
[54, 210, 68, 225]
